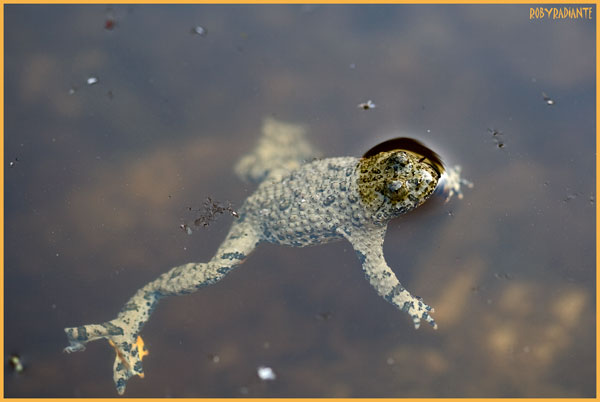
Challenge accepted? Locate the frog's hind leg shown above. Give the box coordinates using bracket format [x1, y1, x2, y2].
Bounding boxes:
[234, 117, 320, 183]
[64, 221, 261, 395]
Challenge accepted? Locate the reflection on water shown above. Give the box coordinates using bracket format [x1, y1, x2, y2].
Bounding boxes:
[4, 4, 595, 397]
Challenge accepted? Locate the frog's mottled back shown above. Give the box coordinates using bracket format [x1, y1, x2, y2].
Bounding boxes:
[242, 141, 443, 248]
[63, 117, 471, 395]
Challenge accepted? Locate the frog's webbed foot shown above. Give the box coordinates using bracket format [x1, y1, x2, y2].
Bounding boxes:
[438, 165, 473, 203]
[64, 320, 149, 395]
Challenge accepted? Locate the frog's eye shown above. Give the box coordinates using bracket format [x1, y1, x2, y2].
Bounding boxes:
[388, 180, 404, 192]
[362, 137, 444, 176]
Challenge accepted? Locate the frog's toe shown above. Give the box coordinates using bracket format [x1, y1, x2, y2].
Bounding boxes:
[406, 299, 437, 330]
[422, 311, 438, 330]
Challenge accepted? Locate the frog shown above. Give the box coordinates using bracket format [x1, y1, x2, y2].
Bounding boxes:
[63, 118, 472, 395]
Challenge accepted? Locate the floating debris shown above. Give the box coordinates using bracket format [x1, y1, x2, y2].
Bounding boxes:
[191, 197, 237, 228]
[487, 128, 502, 137]
[207, 353, 220, 363]
[8, 157, 19, 168]
[87, 76, 99, 86]
[191, 25, 207, 36]
[68, 86, 77, 95]
[104, 7, 117, 30]
[257, 365, 276, 381]
[487, 128, 505, 149]
[386, 357, 395, 365]
[542, 92, 555, 106]
[357, 100, 376, 110]
[180, 224, 193, 235]
[315, 311, 333, 321]
[494, 272, 514, 280]
[8, 354, 24, 373]
[105, 18, 116, 30]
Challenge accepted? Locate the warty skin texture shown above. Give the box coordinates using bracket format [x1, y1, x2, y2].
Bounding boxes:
[64, 118, 469, 395]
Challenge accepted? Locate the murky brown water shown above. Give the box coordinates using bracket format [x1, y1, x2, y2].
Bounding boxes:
[4, 4, 595, 397]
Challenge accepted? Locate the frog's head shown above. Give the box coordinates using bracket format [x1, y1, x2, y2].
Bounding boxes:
[357, 138, 444, 221]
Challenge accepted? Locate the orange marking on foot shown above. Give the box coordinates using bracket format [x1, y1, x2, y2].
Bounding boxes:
[108, 339, 131, 371]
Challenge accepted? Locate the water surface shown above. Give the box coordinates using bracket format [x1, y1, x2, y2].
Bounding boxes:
[4, 4, 595, 397]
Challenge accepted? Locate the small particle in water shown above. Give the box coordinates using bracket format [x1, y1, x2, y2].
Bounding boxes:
[357, 100, 376, 110]
[563, 193, 578, 202]
[257, 366, 276, 381]
[8, 354, 24, 373]
[105, 18, 116, 30]
[231, 210, 239, 218]
[68, 87, 77, 95]
[386, 357, 395, 365]
[493, 272, 513, 280]
[542, 92, 555, 106]
[589, 194, 595, 205]
[191, 25, 207, 36]
[349, 63, 356, 69]
[180, 224, 193, 235]
[107, 90, 114, 100]
[207, 353, 220, 363]
[487, 128, 505, 149]
[104, 7, 117, 30]
[8, 157, 19, 168]
[315, 311, 333, 321]
[426, 129, 431, 133]
[487, 128, 502, 137]
[87, 76, 99, 86]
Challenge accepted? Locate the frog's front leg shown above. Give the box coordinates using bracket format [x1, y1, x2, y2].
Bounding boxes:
[64, 220, 261, 395]
[340, 226, 437, 330]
